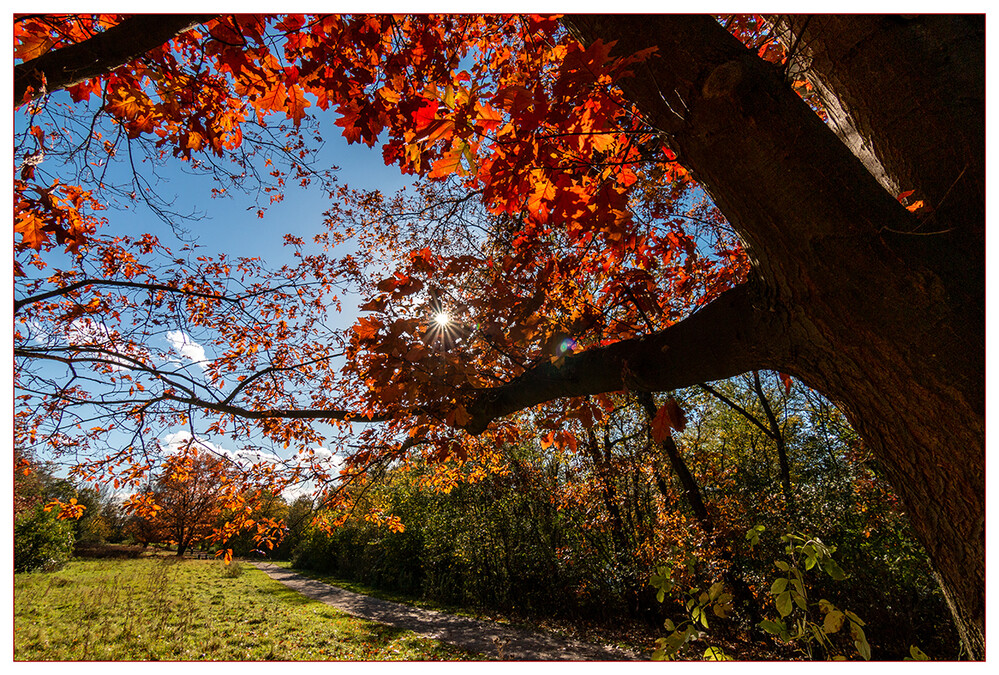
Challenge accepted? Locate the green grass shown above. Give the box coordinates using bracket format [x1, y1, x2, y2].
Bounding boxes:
[14, 556, 484, 661]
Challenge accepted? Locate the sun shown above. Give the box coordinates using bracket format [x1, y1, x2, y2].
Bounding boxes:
[432, 311, 452, 328]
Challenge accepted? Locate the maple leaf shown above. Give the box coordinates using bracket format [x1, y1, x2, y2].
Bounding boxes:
[429, 146, 465, 179]
[651, 398, 687, 442]
[285, 83, 311, 127]
[353, 316, 382, 340]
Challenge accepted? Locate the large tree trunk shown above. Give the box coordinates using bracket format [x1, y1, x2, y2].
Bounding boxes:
[469, 15, 984, 657]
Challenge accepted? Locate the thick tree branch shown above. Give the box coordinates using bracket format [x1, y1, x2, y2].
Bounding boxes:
[14, 14, 216, 105]
[463, 282, 786, 434]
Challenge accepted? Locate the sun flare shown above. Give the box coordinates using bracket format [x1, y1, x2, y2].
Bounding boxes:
[433, 311, 452, 328]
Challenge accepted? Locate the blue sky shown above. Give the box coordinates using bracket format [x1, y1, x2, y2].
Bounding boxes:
[12, 87, 422, 492]
[105, 117, 413, 264]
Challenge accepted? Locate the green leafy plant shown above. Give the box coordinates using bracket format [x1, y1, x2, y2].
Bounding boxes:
[221, 560, 244, 578]
[649, 561, 734, 661]
[14, 503, 75, 572]
[757, 532, 870, 661]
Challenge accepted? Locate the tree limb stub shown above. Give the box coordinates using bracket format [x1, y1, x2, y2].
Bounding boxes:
[15, 14, 216, 105]
[463, 282, 785, 434]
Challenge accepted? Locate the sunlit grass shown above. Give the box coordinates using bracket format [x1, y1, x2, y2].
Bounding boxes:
[14, 556, 483, 661]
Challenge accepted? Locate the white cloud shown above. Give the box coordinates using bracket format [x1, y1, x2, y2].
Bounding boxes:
[66, 318, 137, 370]
[165, 330, 209, 369]
[159, 431, 284, 468]
[156, 432, 347, 502]
[159, 430, 231, 459]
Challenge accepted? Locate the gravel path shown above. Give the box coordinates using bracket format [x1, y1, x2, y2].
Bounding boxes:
[251, 561, 643, 661]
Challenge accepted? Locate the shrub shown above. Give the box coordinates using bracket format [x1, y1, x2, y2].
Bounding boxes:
[15, 504, 75, 572]
[221, 560, 244, 578]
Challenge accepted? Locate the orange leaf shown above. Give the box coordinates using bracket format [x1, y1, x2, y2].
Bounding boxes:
[353, 316, 381, 340]
[528, 177, 557, 215]
[651, 405, 673, 443]
[664, 398, 687, 433]
[428, 146, 464, 179]
[414, 118, 454, 144]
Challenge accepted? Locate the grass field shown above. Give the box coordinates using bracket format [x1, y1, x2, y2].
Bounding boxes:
[14, 556, 483, 661]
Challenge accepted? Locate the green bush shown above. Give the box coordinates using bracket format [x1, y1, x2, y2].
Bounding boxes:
[221, 560, 244, 578]
[15, 504, 75, 572]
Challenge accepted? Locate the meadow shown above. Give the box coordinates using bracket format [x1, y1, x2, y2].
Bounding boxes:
[13, 555, 481, 661]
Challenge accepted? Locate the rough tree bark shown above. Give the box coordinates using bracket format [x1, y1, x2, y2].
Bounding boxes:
[466, 15, 984, 658]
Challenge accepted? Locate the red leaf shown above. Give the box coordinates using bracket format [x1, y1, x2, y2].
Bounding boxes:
[651, 398, 686, 442]
[778, 372, 793, 397]
[413, 99, 439, 130]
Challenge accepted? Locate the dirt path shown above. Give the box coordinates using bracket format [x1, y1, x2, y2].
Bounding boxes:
[251, 562, 643, 661]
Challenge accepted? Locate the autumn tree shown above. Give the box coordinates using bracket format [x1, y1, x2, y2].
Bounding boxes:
[12, 13, 983, 656]
[130, 446, 240, 556]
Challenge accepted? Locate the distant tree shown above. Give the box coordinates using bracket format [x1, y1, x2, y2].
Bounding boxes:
[131, 447, 240, 556]
[225, 490, 290, 557]
[14, 504, 75, 572]
[14, 448, 46, 520]
[14, 450, 80, 571]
